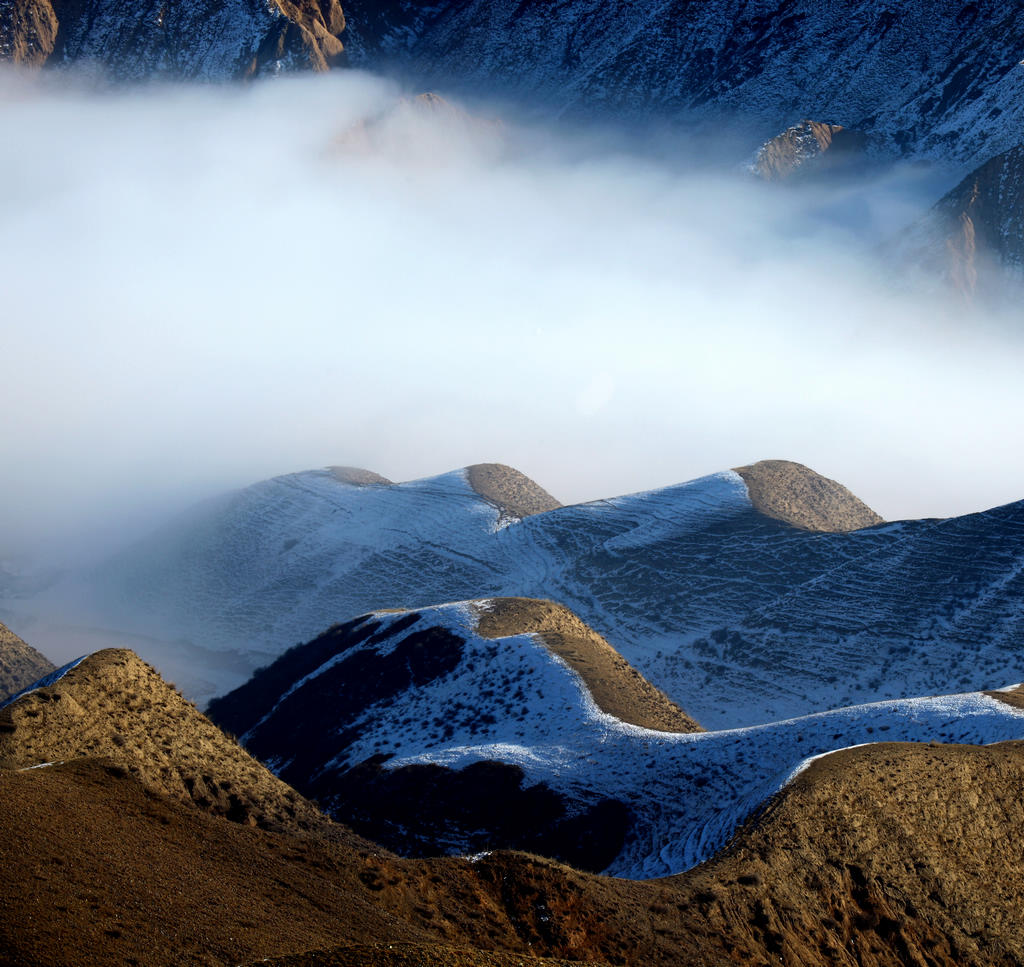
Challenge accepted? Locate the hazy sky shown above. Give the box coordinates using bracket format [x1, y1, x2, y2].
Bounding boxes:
[2, 68, 1022, 562]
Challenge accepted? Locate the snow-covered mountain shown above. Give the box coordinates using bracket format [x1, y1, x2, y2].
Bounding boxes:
[0, 0, 346, 77]
[5, 0, 1024, 170]
[207, 599, 1024, 878]
[339, 0, 1024, 167]
[19, 460, 1024, 728]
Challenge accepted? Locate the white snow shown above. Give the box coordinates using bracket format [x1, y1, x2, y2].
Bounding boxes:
[273, 606, 1024, 879]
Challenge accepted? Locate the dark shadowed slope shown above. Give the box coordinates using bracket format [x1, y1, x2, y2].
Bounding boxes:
[898, 142, 1024, 298]
[208, 601, 1024, 879]
[0, 620, 54, 703]
[339, 0, 1024, 166]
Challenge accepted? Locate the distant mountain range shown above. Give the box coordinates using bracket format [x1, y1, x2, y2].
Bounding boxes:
[5, 0, 1024, 170]
[19, 459, 1024, 729]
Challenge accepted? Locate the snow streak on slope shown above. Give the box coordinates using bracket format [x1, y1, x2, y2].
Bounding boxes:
[222, 604, 1024, 879]
[29, 466, 1024, 727]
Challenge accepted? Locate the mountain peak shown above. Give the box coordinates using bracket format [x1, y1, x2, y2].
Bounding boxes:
[329, 466, 394, 486]
[734, 459, 884, 532]
[465, 463, 562, 519]
[0, 648, 327, 831]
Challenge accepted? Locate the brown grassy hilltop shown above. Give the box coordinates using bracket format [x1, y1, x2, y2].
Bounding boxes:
[0, 648, 327, 832]
[0, 620, 55, 704]
[466, 464, 562, 519]
[735, 459, 884, 532]
[5, 722, 1024, 967]
[473, 597, 701, 732]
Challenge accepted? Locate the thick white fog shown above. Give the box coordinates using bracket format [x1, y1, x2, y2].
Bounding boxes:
[1, 68, 1022, 562]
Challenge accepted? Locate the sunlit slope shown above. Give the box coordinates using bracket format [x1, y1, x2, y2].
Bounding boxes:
[208, 602, 1024, 879]
[0, 648, 328, 831]
[44, 461, 1024, 727]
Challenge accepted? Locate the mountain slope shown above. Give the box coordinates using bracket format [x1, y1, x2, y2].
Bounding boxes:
[0, 648, 326, 830]
[0, 0, 345, 77]
[898, 141, 1024, 298]
[0, 620, 54, 703]
[340, 0, 1024, 166]
[22, 460, 1024, 729]
[5, 737, 1024, 965]
[208, 601, 1024, 878]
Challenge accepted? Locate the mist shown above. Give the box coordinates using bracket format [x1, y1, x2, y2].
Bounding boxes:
[2, 67, 1022, 564]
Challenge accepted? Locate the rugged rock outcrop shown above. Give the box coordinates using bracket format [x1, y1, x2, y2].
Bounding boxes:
[753, 120, 867, 181]
[899, 142, 1024, 298]
[0, 0, 345, 76]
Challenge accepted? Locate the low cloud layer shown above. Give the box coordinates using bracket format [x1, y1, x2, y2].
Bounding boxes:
[1, 68, 1022, 561]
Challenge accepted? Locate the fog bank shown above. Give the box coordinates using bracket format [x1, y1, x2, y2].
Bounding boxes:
[1, 68, 1022, 562]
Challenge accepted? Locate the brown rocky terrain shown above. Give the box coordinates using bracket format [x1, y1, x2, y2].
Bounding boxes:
[0, 619, 55, 703]
[0, 648, 328, 831]
[467, 463, 562, 520]
[5, 735, 1024, 966]
[0, 0, 345, 75]
[735, 459, 884, 532]
[473, 597, 701, 733]
[330, 465, 394, 486]
[753, 120, 868, 181]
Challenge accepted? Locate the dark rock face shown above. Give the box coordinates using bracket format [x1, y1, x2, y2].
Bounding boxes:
[339, 0, 1024, 165]
[208, 611, 630, 871]
[0, 0, 345, 77]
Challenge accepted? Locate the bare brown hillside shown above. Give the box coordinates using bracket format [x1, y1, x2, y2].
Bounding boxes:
[4, 738, 1024, 966]
[735, 459, 884, 532]
[0, 621, 55, 704]
[467, 464, 562, 519]
[330, 466, 394, 486]
[474, 598, 701, 733]
[0, 648, 327, 832]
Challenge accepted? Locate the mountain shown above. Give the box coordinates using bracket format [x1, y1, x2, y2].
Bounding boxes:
[8, 459, 908, 724]
[207, 600, 1024, 878]
[4, 662, 1024, 964]
[21, 459, 1024, 729]
[752, 120, 868, 181]
[897, 141, 1024, 298]
[338, 0, 1024, 167]
[0, 648, 327, 830]
[0, 620, 54, 703]
[0, 0, 346, 77]
[734, 458, 882, 531]
[5, 0, 1024, 169]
